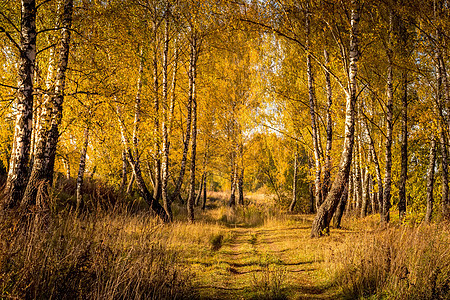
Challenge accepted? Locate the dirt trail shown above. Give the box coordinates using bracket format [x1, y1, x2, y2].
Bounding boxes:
[191, 215, 341, 299]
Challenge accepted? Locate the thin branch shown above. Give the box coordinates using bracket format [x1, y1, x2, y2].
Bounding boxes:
[0, 26, 21, 51]
[0, 11, 19, 33]
[36, 43, 57, 56]
[0, 82, 17, 90]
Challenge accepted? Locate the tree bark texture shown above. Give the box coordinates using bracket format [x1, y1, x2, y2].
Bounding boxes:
[161, 17, 172, 220]
[323, 48, 333, 201]
[310, 0, 360, 238]
[187, 35, 198, 222]
[381, 11, 394, 224]
[333, 182, 348, 229]
[21, 0, 73, 207]
[4, 0, 36, 208]
[305, 3, 322, 212]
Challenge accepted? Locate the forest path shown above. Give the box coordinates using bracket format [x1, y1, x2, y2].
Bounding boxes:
[189, 214, 345, 299]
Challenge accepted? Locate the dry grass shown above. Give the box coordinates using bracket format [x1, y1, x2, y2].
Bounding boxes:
[0, 210, 196, 300]
[0, 191, 449, 300]
[327, 219, 450, 299]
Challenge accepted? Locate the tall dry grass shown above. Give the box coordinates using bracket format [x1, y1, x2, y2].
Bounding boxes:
[0, 209, 196, 300]
[327, 223, 450, 299]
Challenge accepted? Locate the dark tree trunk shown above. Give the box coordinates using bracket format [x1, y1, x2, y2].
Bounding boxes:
[238, 168, 244, 205]
[333, 183, 348, 229]
[289, 147, 298, 212]
[161, 16, 172, 220]
[187, 35, 198, 222]
[381, 11, 394, 225]
[171, 38, 193, 205]
[311, 0, 360, 238]
[4, 0, 36, 208]
[425, 137, 437, 223]
[201, 174, 207, 210]
[323, 48, 333, 200]
[305, 2, 322, 211]
[117, 105, 169, 222]
[76, 126, 89, 213]
[120, 149, 127, 193]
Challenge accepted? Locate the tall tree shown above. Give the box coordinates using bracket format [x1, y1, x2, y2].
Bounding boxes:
[21, 0, 74, 207]
[311, 0, 360, 237]
[3, 0, 36, 208]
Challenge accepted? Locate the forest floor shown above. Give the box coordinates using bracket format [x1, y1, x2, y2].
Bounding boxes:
[2, 191, 447, 299]
[169, 192, 366, 299]
[188, 214, 345, 299]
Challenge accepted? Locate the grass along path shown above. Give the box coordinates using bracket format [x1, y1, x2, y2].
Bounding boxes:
[183, 214, 347, 299]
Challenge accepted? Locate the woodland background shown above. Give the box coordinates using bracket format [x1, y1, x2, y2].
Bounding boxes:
[0, 0, 449, 299]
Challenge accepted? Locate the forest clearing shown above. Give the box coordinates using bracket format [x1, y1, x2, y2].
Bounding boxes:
[1, 0, 450, 299]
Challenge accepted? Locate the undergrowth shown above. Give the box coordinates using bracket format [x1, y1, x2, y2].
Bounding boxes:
[328, 223, 450, 300]
[0, 210, 196, 300]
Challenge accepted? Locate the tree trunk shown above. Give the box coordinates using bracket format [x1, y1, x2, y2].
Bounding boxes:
[435, 20, 450, 221]
[381, 11, 394, 225]
[152, 44, 162, 202]
[425, 137, 437, 223]
[171, 38, 193, 204]
[398, 20, 409, 221]
[238, 168, 244, 205]
[195, 172, 204, 206]
[229, 157, 237, 207]
[305, 2, 322, 211]
[361, 167, 370, 218]
[365, 120, 383, 213]
[308, 156, 315, 213]
[3, 0, 36, 208]
[323, 48, 333, 200]
[333, 182, 348, 229]
[310, 0, 360, 238]
[201, 174, 207, 210]
[117, 106, 169, 222]
[161, 16, 172, 220]
[354, 136, 362, 213]
[21, 0, 73, 207]
[76, 126, 89, 213]
[62, 156, 70, 179]
[187, 35, 198, 222]
[120, 149, 127, 192]
[126, 172, 135, 195]
[289, 146, 298, 212]
[346, 169, 354, 213]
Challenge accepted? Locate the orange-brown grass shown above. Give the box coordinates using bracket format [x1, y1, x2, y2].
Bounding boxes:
[1, 193, 449, 300]
[326, 220, 450, 300]
[0, 209, 196, 300]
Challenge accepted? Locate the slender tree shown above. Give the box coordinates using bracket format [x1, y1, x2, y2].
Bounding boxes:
[311, 0, 360, 238]
[3, 0, 37, 208]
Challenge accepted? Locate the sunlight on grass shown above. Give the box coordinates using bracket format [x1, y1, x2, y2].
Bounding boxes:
[1, 196, 448, 299]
